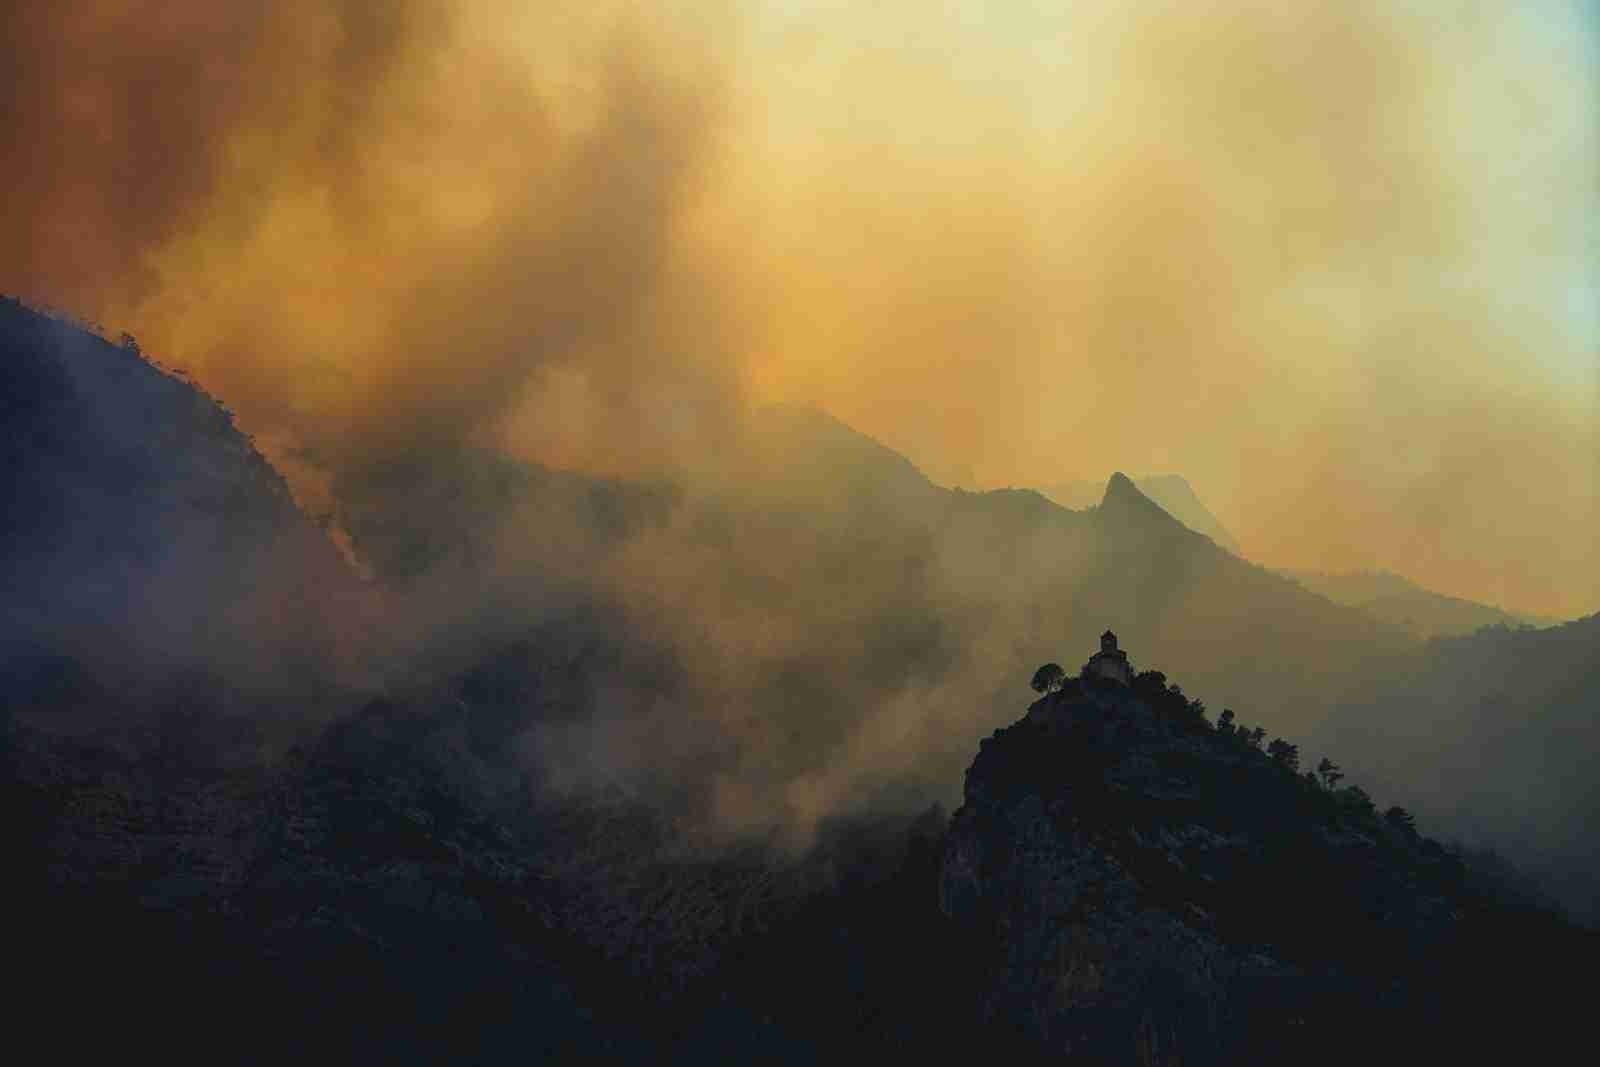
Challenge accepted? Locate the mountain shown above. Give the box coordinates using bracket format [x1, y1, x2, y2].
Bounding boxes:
[1314, 612, 1600, 924]
[941, 670, 1591, 1062]
[0, 297, 363, 715]
[7, 643, 1588, 1062]
[314, 406, 1421, 829]
[1043, 474, 1240, 552]
[2, 302, 1592, 1057]
[0, 305, 1443, 851]
[1283, 568, 1554, 638]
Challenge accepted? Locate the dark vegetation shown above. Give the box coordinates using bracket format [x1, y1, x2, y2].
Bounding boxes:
[11, 646, 1587, 1063]
[951, 668, 1592, 1062]
[1317, 613, 1600, 923]
[1284, 567, 1554, 638]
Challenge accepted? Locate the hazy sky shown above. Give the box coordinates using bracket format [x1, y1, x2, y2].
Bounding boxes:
[3, 1, 1596, 617]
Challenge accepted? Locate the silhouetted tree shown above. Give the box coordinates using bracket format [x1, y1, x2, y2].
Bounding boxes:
[1337, 785, 1375, 816]
[1384, 806, 1417, 835]
[1316, 758, 1344, 790]
[1030, 663, 1066, 694]
[1267, 738, 1299, 772]
[1245, 726, 1266, 750]
[1216, 709, 1236, 736]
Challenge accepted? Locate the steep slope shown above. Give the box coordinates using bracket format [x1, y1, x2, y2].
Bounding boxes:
[1283, 567, 1552, 638]
[1072, 473, 1414, 728]
[1043, 473, 1239, 552]
[1314, 612, 1600, 923]
[941, 672, 1591, 1063]
[0, 297, 364, 732]
[1128, 473, 1241, 553]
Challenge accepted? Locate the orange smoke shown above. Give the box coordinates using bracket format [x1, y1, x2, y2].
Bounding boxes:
[3, 1, 1595, 617]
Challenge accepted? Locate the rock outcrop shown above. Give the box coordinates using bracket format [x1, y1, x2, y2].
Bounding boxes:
[939, 672, 1578, 1064]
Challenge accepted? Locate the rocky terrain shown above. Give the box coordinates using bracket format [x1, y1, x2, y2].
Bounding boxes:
[941, 671, 1591, 1063]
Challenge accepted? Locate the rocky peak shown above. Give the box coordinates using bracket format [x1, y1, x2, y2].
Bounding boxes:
[938, 672, 1561, 1063]
[1096, 470, 1192, 538]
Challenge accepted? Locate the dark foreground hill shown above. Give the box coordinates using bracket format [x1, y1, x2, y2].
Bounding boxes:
[943, 672, 1592, 1062]
[7, 659, 1590, 1063]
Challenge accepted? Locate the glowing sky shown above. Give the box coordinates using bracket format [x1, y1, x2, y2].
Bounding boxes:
[3, 1, 1596, 616]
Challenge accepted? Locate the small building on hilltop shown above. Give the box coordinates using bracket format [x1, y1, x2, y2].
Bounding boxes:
[1083, 630, 1133, 685]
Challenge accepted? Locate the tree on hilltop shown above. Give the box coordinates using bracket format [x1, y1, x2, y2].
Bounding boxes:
[1384, 806, 1417, 835]
[1030, 663, 1066, 694]
[1316, 758, 1344, 790]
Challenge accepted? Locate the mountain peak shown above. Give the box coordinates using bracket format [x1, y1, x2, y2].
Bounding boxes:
[1097, 470, 1188, 535]
[1104, 470, 1138, 498]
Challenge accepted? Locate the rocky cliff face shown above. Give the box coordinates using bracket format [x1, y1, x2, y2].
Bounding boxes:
[940, 673, 1585, 1064]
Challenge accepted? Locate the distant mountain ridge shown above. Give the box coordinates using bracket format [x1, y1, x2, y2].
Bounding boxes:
[1043, 473, 1240, 552]
[1281, 568, 1555, 639]
[1317, 611, 1600, 924]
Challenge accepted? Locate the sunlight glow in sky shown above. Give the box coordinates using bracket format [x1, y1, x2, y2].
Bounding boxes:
[3, 0, 1595, 616]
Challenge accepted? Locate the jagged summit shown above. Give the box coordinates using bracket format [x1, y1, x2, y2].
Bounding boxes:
[1104, 470, 1138, 498]
[1096, 469, 1194, 537]
[1044, 473, 1239, 550]
[1135, 474, 1240, 551]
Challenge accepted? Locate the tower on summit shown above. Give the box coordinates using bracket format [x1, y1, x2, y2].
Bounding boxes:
[1084, 630, 1133, 685]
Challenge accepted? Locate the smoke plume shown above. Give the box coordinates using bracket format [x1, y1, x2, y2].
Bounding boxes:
[5, 1, 1595, 614]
